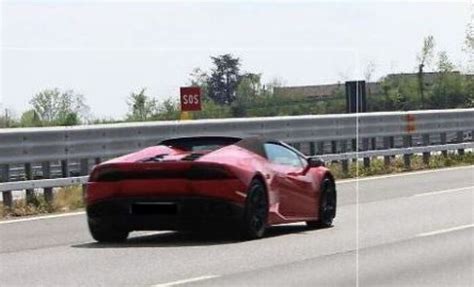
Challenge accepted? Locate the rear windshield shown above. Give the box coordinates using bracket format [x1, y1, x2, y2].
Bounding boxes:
[159, 137, 242, 152]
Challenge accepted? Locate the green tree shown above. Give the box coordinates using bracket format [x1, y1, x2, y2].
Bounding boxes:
[153, 98, 180, 120]
[30, 89, 89, 126]
[380, 75, 420, 111]
[207, 54, 241, 105]
[126, 88, 157, 121]
[194, 99, 232, 119]
[232, 73, 263, 117]
[20, 109, 42, 127]
[416, 35, 435, 109]
[0, 108, 18, 128]
[430, 52, 468, 109]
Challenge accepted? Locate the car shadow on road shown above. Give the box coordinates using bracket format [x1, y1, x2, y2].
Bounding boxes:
[72, 224, 319, 249]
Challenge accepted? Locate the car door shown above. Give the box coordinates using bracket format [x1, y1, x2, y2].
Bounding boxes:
[264, 143, 316, 218]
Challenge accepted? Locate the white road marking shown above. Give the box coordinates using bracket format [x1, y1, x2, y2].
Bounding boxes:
[417, 224, 474, 237]
[338, 165, 473, 184]
[151, 275, 219, 287]
[0, 211, 85, 225]
[413, 186, 473, 197]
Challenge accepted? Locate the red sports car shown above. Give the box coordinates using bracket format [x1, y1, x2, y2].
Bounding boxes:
[86, 136, 337, 242]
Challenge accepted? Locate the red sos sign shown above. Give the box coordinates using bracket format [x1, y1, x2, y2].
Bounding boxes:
[180, 87, 201, 111]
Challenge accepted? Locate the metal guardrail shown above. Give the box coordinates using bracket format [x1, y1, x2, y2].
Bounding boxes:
[0, 108, 473, 206]
[1, 108, 473, 165]
[0, 176, 88, 193]
[319, 142, 474, 160]
[1, 143, 472, 193]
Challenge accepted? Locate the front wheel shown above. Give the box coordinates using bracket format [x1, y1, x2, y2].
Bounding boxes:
[306, 178, 336, 229]
[88, 218, 129, 243]
[240, 179, 268, 240]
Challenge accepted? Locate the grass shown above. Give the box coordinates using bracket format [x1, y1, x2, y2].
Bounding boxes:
[1, 186, 85, 219]
[328, 151, 474, 179]
[1, 151, 473, 219]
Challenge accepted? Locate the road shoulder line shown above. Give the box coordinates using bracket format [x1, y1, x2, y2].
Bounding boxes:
[151, 275, 219, 287]
[0, 211, 85, 225]
[417, 224, 474, 237]
[338, 165, 473, 184]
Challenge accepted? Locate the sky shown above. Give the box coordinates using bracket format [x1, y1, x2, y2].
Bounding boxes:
[0, 0, 472, 119]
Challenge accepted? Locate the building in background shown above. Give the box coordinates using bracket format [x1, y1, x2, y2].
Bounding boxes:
[274, 71, 472, 102]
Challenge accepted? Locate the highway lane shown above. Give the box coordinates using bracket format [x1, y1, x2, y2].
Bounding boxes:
[0, 165, 473, 286]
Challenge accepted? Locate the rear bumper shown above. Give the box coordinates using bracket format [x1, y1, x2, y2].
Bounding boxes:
[86, 197, 245, 231]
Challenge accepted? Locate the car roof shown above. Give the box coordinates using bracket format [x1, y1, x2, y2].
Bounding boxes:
[159, 136, 305, 159]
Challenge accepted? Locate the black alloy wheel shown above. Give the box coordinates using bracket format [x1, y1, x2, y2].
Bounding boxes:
[306, 178, 337, 229]
[241, 179, 268, 240]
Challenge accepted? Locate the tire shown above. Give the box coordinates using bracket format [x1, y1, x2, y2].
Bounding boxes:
[88, 218, 129, 243]
[240, 179, 269, 240]
[306, 178, 337, 229]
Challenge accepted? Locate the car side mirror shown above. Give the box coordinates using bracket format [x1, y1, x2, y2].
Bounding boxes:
[308, 157, 325, 168]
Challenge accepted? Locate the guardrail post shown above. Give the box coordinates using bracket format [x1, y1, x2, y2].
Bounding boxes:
[351, 139, 357, 163]
[422, 134, 430, 165]
[371, 138, 376, 150]
[340, 140, 349, 174]
[362, 138, 370, 168]
[24, 163, 37, 204]
[317, 142, 324, 155]
[403, 135, 412, 169]
[41, 162, 53, 204]
[383, 137, 391, 167]
[330, 140, 338, 164]
[331, 141, 337, 154]
[440, 133, 447, 157]
[80, 159, 89, 197]
[1, 164, 13, 208]
[456, 131, 464, 155]
[309, 142, 316, 156]
[61, 160, 69, 177]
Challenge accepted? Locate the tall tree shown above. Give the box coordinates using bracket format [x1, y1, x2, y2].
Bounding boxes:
[30, 89, 89, 126]
[416, 35, 435, 109]
[207, 54, 241, 105]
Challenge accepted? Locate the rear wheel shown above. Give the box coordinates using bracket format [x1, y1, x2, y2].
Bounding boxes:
[88, 219, 129, 243]
[306, 178, 336, 229]
[240, 179, 268, 240]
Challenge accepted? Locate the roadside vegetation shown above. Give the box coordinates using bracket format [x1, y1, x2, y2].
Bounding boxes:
[1, 151, 472, 219]
[328, 151, 474, 179]
[1, 186, 84, 219]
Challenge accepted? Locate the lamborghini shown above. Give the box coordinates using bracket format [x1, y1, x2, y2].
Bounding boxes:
[86, 136, 336, 242]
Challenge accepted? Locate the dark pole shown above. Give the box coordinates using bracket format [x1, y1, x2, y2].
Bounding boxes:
[418, 64, 425, 109]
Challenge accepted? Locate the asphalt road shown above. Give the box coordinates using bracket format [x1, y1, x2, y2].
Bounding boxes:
[1, 166, 473, 287]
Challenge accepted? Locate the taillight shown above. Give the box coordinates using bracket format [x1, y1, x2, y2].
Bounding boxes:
[89, 167, 120, 182]
[187, 165, 235, 180]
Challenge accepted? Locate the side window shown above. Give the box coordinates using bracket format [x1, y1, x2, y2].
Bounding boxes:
[264, 143, 305, 168]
